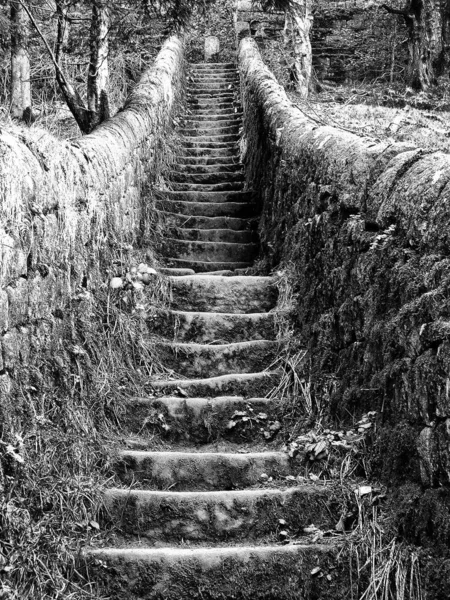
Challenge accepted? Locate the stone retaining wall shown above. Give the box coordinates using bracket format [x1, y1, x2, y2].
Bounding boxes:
[239, 36, 450, 552]
[0, 36, 185, 418]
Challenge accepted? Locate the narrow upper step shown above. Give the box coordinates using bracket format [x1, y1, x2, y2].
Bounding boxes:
[115, 450, 291, 490]
[169, 275, 277, 313]
[122, 395, 276, 443]
[162, 238, 258, 264]
[160, 211, 256, 232]
[155, 340, 278, 377]
[150, 371, 279, 398]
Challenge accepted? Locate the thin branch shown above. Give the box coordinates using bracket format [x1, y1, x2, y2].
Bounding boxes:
[17, 0, 73, 94]
[380, 3, 408, 16]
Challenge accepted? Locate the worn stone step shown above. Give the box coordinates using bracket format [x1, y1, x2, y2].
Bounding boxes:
[150, 371, 279, 398]
[191, 71, 239, 78]
[189, 107, 242, 116]
[188, 82, 237, 91]
[156, 340, 277, 377]
[159, 267, 195, 276]
[168, 171, 244, 185]
[181, 124, 240, 136]
[188, 85, 237, 93]
[181, 145, 239, 157]
[162, 191, 253, 204]
[170, 275, 277, 313]
[188, 100, 239, 110]
[115, 450, 290, 490]
[185, 115, 241, 124]
[189, 95, 237, 104]
[122, 395, 275, 442]
[185, 116, 241, 125]
[174, 162, 243, 173]
[152, 310, 276, 343]
[160, 211, 256, 232]
[85, 544, 343, 600]
[163, 238, 258, 264]
[176, 156, 240, 166]
[166, 258, 253, 272]
[156, 200, 258, 218]
[181, 139, 239, 150]
[191, 73, 239, 81]
[191, 62, 236, 69]
[191, 79, 239, 87]
[103, 486, 334, 542]
[168, 181, 245, 193]
[183, 133, 240, 143]
[188, 111, 242, 119]
[174, 228, 257, 244]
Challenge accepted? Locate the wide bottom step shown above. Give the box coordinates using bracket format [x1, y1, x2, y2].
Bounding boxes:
[86, 543, 346, 600]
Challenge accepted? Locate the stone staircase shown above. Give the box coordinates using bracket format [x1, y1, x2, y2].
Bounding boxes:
[86, 64, 346, 600]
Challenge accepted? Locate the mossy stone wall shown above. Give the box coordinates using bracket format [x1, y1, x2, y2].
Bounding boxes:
[239, 37, 450, 550]
[0, 36, 185, 429]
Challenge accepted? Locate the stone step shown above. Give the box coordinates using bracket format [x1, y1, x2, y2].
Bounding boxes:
[152, 310, 276, 343]
[181, 138, 239, 149]
[176, 156, 240, 166]
[181, 145, 239, 157]
[167, 171, 244, 185]
[156, 200, 258, 218]
[156, 340, 277, 377]
[188, 107, 242, 116]
[103, 486, 334, 542]
[190, 72, 239, 79]
[166, 258, 253, 272]
[168, 181, 245, 193]
[188, 100, 240, 110]
[181, 124, 240, 136]
[191, 73, 239, 81]
[191, 79, 239, 87]
[170, 275, 277, 313]
[150, 371, 279, 398]
[174, 228, 257, 244]
[185, 114, 241, 123]
[188, 88, 236, 95]
[191, 62, 236, 68]
[115, 450, 290, 490]
[160, 211, 256, 231]
[122, 395, 275, 442]
[183, 133, 240, 144]
[188, 82, 237, 91]
[86, 543, 343, 600]
[163, 238, 258, 264]
[174, 162, 243, 173]
[185, 117, 242, 127]
[162, 191, 253, 204]
[159, 267, 195, 276]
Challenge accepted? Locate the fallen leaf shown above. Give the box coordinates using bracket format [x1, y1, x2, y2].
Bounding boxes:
[355, 485, 372, 497]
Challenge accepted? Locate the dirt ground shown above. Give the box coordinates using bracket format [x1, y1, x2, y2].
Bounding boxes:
[289, 83, 450, 154]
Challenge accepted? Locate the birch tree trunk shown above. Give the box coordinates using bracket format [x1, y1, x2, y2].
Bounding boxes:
[283, 0, 313, 98]
[10, 0, 32, 121]
[383, 0, 450, 90]
[87, 0, 110, 128]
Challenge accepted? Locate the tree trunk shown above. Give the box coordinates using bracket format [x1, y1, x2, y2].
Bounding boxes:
[384, 0, 450, 90]
[10, 0, 32, 121]
[87, 1, 110, 130]
[54, 0, 91, 133]
[282, 0, 313, 98]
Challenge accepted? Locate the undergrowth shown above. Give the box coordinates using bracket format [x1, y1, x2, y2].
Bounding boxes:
[0, 256, 173, 599]
[269, 262, 425, 600]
